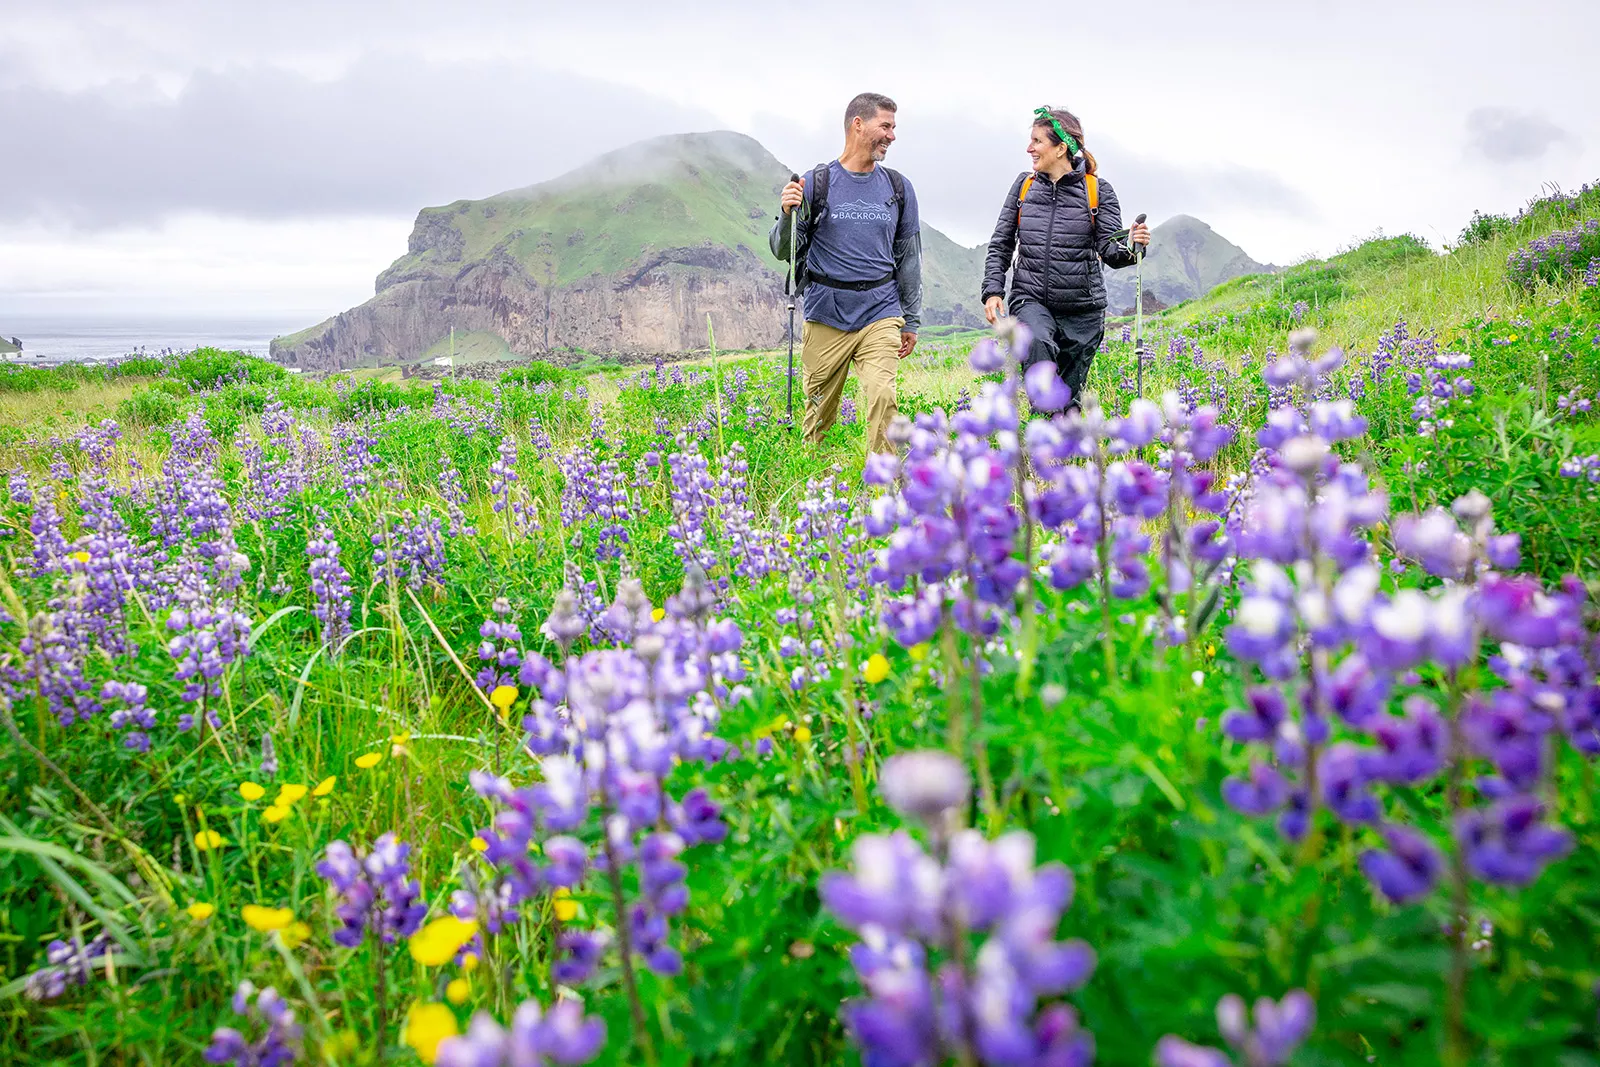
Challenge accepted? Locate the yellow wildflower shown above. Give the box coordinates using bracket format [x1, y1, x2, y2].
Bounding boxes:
[185, 902, 216, 921]
[403, 1002, 459, 1065]
[445, 978, 471, 1005]
[70, 551, 90, 564]
[552, 887, 579, 922]
[489, 686, 518, 711]
[262, 805, 291, 824]
[241, 905, 295, 932]
[409, 916, 479, 967]
[469, 837, 488, 853]
[862, 653, 890, 684]
[193, 830, 225, 851]
[908, 643, 929, 662]
[276, 783, 309, 804]
[651, 607, 666, 622]
[312, 776, 337, 797]
[461, 953, 480, 973]
[238, 782, 266, 802]
[325, 1032, 360, 1058]
[793, 726, 813, 744]
[281, 921, 312, 949]
[355, 752, 383, 769]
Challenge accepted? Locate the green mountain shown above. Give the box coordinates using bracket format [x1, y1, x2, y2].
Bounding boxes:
[272, 131, 987, 370]
[1103, 214, 1273, 314]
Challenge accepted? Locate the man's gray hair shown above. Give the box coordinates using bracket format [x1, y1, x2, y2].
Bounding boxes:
[844, 92, 897, 131]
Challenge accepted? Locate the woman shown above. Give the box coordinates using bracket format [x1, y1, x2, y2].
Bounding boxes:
[981, 107, 1150, 407]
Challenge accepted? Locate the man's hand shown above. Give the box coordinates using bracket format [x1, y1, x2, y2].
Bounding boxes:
[1131, 220, 1151, 246]
[780, 176, 805, 216]
[984, 296, 1005, 324]
[898, 331, 918, 359]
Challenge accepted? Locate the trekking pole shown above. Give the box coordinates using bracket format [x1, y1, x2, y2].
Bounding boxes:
[1131, 213, 1148, 400]
[785, 172, 800, 428]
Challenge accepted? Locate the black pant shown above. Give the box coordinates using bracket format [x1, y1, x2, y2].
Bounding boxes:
[1009, 297, 1105, 409]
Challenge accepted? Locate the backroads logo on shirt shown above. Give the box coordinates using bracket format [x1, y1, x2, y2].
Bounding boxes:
[830, 199, 894, 223]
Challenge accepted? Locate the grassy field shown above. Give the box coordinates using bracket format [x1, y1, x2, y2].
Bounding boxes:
[1, 181, 1599, 1067]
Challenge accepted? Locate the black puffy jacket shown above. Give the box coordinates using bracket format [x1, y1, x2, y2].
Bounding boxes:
[981, 157, 1140, 313]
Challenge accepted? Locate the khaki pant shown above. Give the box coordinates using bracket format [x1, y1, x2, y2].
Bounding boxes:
[801, 315, 903, 454]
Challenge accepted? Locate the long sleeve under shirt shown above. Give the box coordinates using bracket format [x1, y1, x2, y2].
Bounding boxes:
[769, 160, 922, 334]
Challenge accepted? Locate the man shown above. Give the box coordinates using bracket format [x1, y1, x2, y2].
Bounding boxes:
[770, 92, 922, 454]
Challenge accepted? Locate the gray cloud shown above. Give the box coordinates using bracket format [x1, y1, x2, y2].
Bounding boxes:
[1465, 107, 1576, 163]
[0, 54, 716, 228]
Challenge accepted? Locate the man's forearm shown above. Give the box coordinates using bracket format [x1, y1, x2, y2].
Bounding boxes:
[894, 233, 923, 333]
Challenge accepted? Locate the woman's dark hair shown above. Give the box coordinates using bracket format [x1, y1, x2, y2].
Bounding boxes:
[1033, 107, 1097, 175]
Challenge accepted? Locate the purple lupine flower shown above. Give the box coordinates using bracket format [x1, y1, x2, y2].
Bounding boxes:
[205, 982, 302, 1066]
[1455, 795, 1573, 886]
[1155, 990, 1314, 1067]
[433, 998, 606, 1067]
[475, 597, 525, 692]
[823, 815, 1096, 1067]
[306, 519, 352, 652]
[371, 510, 447, 590]
[102, 680, 154, 751]
[23, 934, 112, 1001]
[316, 833, 428, 948]
[1359, 823, 1442, 904]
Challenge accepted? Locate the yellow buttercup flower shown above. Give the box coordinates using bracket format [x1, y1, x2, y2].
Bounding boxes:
[239, 782, 266, 802]
[325, 1032, 359, 1059]
[408, 917, 478, 967]
[241, 905, 295, 932]
[185, 902, 216, 921]
[469, 837, 488, 853]
[70, 551, 90, 564]
[461, 953, 480, 973]
[793, 726, 813, 744]
[356, 752, 383, 769]
[194, 830, 225, 851]
[445, 978, 470, 1005]
[862, 653, 890, 685]
[262, 805, 291, 824]
[312, 776, 337, 797]
[276, 783, 309, 804]
[908, 643, 929, 662]
[651, 607, 666, 622]
[489, 686, 518, 711]
[552, 887, 579, 922]
[281, 921, 312, 949]
[403, 1003, 459, 1065]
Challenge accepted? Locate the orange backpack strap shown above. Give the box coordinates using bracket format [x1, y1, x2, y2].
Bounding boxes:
[1085, 173, 1099, 212]
[1015, 175, 1035, 227]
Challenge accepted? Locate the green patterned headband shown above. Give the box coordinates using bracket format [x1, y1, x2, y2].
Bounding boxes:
[1033, 107, 1083, 158]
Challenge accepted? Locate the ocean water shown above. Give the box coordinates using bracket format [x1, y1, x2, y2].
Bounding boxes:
[0, 314, 316, 364]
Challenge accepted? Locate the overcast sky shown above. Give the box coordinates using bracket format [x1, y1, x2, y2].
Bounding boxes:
[0, 0, 1594, 318]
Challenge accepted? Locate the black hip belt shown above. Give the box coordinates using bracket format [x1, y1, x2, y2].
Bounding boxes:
[807, 271, 895, 292]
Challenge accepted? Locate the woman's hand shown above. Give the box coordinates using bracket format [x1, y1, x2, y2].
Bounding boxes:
[984, 295, 1005, 324]
[1131, 220, 1151, 246]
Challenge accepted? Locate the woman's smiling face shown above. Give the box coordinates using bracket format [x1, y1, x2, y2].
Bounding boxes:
[1027, 125, 1066, 172]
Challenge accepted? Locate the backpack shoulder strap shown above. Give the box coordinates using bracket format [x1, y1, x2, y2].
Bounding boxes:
[1015, 175, 1035, 227]
[883, 166, 908, 235]
[807, 162, 831, 227]
[1085, 173, 1099, 213]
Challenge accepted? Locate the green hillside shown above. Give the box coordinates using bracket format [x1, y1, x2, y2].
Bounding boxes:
[381, 132, 786, 290]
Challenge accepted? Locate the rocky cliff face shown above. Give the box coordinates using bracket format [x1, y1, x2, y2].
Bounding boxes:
[271, 131, 985, 371]
[274, 247, 790, 370]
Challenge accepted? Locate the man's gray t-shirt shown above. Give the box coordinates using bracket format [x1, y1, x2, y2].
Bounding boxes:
[770, 161, 923, 334]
